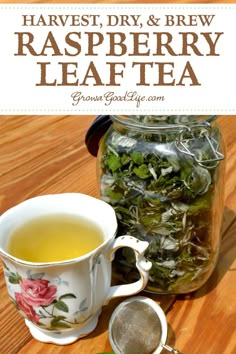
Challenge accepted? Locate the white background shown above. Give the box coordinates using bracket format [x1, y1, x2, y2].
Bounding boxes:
[0, 4, 235, 114]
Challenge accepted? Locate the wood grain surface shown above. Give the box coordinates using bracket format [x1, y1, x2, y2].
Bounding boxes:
[0, 0, 236, 353]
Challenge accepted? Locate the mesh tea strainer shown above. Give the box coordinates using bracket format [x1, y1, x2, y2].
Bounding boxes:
[108, 296, 182, 354]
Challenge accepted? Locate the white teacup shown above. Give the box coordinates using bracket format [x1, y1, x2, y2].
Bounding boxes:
[0, 193, 151, 345]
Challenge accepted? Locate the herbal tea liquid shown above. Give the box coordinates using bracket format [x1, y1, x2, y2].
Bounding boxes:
[8, 214, 104, 262]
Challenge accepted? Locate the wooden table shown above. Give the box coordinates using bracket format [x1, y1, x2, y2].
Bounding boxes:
[0, 115, 235, 354]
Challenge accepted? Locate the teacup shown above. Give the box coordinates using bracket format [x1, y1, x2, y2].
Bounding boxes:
[0, 193, 151, 345]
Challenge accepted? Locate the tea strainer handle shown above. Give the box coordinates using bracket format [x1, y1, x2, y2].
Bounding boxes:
[163, 343, 183, 354]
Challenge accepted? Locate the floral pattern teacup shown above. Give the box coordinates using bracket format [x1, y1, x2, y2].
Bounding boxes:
[0, 193, 151, 345]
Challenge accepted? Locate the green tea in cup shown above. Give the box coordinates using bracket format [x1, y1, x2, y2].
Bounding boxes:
[0, 193, 151, 345]
[8, 214, 104, 263]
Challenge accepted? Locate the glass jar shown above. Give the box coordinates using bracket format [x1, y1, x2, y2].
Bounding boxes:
[87, 115, 225, 294]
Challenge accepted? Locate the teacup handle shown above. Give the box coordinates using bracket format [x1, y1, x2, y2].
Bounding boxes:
[104, 235, 152, 304]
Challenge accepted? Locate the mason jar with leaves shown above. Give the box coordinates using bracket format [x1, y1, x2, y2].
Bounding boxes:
[86, 115, 225, 294]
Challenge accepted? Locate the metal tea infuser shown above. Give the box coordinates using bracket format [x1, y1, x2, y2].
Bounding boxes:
[108, 296, 183, 354]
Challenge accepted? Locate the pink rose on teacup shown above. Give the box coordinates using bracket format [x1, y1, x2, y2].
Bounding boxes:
[19, 278, 57, 307]
[15, 292, 40, 323]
